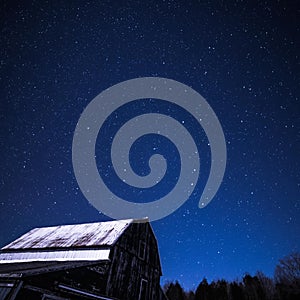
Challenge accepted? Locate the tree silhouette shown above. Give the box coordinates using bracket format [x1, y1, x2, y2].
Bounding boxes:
[195, 278, 211, 300]
[275, 252, 300, 286]
[162, 252, 300, 300]
[230, 281, 245, 300]
[243, 274, 266, 300]
[256, 271, 277, 300]
[186, 290, 195, 300]
[165, 281, 185, 300]
[214, 279, 228, 300]
[275, 252, 300, 300]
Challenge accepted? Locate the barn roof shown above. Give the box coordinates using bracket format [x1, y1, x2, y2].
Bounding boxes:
[0, 218, 159, 279]
[2, 219, 135, 250]
[0, 249, 110, 263]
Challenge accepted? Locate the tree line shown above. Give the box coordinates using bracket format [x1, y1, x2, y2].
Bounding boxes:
[163, 252, 300, 300]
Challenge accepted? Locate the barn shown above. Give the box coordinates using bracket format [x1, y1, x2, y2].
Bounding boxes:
[0, 218, 167, 300]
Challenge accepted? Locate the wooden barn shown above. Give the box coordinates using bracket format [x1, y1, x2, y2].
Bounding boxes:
[0, 218, 167, 300]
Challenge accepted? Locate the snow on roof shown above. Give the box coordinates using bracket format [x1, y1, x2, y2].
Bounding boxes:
[0, 249, 110, 263]
[2, 219, 135, 250]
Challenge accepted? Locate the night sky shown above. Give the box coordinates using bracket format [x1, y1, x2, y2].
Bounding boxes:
[1, 0, 299, 291]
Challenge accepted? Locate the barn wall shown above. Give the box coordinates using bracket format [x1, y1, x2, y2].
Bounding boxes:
[106, 222, 161, 300]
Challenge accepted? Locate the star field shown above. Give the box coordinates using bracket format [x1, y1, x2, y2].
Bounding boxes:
[0, 0, 299, 290]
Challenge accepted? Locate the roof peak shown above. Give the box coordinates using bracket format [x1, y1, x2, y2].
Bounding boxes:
[32, 217, 150, 230]
[2, 218, 149, 251]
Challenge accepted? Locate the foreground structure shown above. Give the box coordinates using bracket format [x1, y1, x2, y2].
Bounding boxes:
[0, 218, 167, 300]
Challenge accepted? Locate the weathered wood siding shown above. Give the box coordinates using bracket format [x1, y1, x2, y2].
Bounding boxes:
[106, 222, 161, 300]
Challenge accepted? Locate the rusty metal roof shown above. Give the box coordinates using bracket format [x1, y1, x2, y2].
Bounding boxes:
[2, 219, 134, 250]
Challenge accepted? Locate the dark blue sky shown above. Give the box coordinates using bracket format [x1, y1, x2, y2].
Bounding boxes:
[1, 0, 299, 290]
